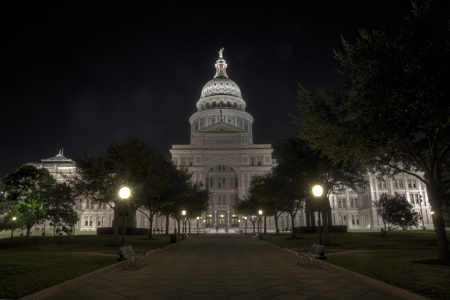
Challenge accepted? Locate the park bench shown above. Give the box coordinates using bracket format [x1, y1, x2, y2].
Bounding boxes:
[296, 244, 325, 268]
[118, 245, 146, 269]
[185, 233, 193, 239]
[251, 232, 259, 241]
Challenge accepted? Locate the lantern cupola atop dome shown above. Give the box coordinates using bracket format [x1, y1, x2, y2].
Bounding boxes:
[214, 48, 228, 78]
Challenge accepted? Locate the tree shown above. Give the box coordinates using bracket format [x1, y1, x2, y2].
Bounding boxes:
[274, 136, 365, 244]
[46, 182, 79, 236]
[374, 194, 420, 234]
[246, 173, 284, 234]
[0, 165, 55, 236]
[292, 1, 450, 261]
[69, 138, 164, 244]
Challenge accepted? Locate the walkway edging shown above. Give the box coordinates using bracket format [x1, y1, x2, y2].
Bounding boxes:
[18, 248, 162, 300]
[283, 248, 430, 300]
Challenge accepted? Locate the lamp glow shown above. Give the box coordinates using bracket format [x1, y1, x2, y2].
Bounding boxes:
[312, 185, 323, 197]
[119, 187, 130, 199]
[258, 210, 263, 215]
[182, 210, 186, 216]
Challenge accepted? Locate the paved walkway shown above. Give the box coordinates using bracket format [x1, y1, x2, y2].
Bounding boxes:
[47, 234, 407, 300]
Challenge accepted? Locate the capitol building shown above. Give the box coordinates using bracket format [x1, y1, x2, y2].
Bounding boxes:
[26, 50, 434, 233]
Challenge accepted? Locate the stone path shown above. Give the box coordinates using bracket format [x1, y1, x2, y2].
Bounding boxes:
[47, 234, 408, 300]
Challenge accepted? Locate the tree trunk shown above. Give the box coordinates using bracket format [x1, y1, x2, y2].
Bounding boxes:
[26, 224, 32, 237]
[165, 214, 169, 235]
[113, 206, 119, 245]
[428, 186, 450, 261]
[252, 221, 255, 233]
[177, 219, 181, 235]
[274, 213, 280, 234]
[264, 216, 267, 234]
[290, 214, 296, 239]
[322, 209, 330, 245]
[148, 213, 154, 239]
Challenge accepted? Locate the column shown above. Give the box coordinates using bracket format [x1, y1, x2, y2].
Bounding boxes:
[214, 211, 217, 226]
[227, 210, 231, 226]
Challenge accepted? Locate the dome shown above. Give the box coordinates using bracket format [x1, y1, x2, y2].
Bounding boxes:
[200, 77, 242, 99]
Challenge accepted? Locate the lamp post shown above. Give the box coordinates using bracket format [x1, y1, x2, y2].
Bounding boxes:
[312, 185, 323, 245]
[11, 217, 16, 238]
[197, 217, 199, 235]
[181, 210, 186, 240]
[419, 196, 426, 230]
[203, 219, 206, 233]
[244, 217, 247, 235]
[119, 186, 130, 246]
[313, 185, 327, 259]
[258, 210, 263, 240]
[431, 211, 435, 231]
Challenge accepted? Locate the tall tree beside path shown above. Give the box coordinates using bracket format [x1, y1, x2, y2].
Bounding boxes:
[292, 1, 450, 261]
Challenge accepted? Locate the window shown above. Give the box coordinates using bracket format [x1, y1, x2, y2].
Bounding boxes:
[378, 180, 386, 189]
[216, 140, 221, 145]
[235, 177, 238, 188]
[354, 198, 358, 208]
[356, 215, 359, 225]
[236, 140, 239, 144]
[230, 178, 235, 188]
[393, 180, 398, 189]
[251, 156, 263, 166]
[399, 180, 404, 188]
[350, 198, 354, 208]
[342, 199, 347, 208]
[86, 201, 90, 209]
[85, 216, 88, 226]
[337, 199, 342, 208]
[229, 140, 233, 144]
[89, 216, 93, 227]
[218, 179, 221, 188]
[223, 177, 226, 188]
[223, 140, 227, 144]
[210, 178, 213, 189]
[352, 215, 355, 225]
[408, 180, 417, 189]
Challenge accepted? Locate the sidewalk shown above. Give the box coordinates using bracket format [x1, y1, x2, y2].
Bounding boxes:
[40, 234, 424, 300]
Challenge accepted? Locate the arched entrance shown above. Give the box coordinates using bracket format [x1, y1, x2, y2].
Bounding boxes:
[204, 163, 240, 228]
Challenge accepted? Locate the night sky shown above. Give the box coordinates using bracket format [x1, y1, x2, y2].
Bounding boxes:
[1, 0, 414, 178]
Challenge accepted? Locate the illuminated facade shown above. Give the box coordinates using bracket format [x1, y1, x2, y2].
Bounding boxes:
[171, 49, 276, 228]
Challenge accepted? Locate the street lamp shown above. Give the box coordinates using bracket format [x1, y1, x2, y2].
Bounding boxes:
[419, 195, 426, 230]
[182, 210, 186, 240]
[312, 185, 323, 245]
[431, 211, 435, 231]
[119, 186, 130, 246]
[11, 217, 16, 238]
[258, 210, 263, 240]
[197, 217, 199, 235]
[244, 217, 247, 234]
[203, 219, 206, 233]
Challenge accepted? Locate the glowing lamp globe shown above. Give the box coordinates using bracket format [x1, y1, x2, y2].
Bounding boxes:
[312, 185, 323, 197]
[119, 187, 130, 199]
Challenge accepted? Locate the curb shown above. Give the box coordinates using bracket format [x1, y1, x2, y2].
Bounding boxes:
[282, 248, 430, 300]
[18, 248, 162, 300]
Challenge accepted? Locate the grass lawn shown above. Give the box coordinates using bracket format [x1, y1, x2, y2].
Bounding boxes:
[0, 232, 172, 299]
[0, 252, 115, 299]
[263, 230, 450, 300]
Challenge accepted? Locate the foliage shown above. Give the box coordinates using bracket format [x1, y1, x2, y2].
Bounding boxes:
[274, 136, 365, 242]
[373, 194, 420, 233]
[0, 165, 55, 236]
[291, 1, 450, 260]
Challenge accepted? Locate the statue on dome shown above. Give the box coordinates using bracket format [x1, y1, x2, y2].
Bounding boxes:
[219, 48, 224, 58]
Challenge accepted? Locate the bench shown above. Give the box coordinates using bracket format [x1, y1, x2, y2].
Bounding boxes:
[185, 233, 193, 240]
[119, 245, 146, 269]
[251, 232, 259, 241]
[296, 244, 325, 268]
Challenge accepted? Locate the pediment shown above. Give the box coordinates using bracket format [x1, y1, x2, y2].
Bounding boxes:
[198, 122, 245, 133]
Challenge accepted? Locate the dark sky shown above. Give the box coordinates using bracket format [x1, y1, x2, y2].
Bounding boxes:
[1, 0, 414, 178]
